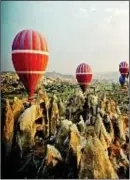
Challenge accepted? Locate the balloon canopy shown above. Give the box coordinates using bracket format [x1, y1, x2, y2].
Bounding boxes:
[76, 63, 93, 93]
[119, 75, 125, 86]
[119, 61, 129, 78]
[12, 29, 49, 101]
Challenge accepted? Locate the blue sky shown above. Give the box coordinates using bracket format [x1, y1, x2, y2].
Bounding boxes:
[1, 1, 129, 74]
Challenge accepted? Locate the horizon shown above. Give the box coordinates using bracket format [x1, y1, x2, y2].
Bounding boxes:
[1, 1, 129, 74]
[1, 69, 121, 75]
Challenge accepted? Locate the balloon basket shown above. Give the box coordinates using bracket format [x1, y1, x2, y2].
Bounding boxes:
[28, 96, 35, 104]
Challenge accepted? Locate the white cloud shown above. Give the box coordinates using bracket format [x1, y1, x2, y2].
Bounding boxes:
[79, 8, 87, 13]
[90, 8, 96, 12]
[114, 8, 129, 16]
[104, 8, 113, 12]
[103, 7, 129, 24]
[104, 15, 113, 24]
[79, 7, 96, 14]
[104, 7, 129, 16]
[72, 7, 89, 19]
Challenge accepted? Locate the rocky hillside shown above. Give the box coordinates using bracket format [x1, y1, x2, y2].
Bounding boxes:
[1, 71, 129, 179]
[1, 86, 129, 179]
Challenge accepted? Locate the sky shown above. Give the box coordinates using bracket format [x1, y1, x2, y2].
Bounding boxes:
[1, 1, 129, 74]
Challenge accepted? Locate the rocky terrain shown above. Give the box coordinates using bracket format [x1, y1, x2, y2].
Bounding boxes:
[1, 72, 129, 179]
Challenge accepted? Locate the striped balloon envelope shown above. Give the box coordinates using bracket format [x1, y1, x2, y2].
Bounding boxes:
[119, 61, 129, 78]
[12, 29, 49, 100]
[76, 63, 93, 92]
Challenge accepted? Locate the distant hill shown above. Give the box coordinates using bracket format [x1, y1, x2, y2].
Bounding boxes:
[93, 71, 120, 82]
[45, 71, 73, 79]
[1, 70, 120, 83]
[45, 71, 120, 83]
[45, 71, 76, 83]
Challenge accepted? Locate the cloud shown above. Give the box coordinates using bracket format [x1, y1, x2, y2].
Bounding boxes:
[79, 7, 96, 13]
[72, 7, 89, 19]
[104, 7, 129, 16]
[114, 8, 129, 16]
[79, 8, 87, 13]
[104, 15, 113, 24]
[104, 8, 113, 12]
[90, 8, 96, 12]
[103, 7, 129, 24]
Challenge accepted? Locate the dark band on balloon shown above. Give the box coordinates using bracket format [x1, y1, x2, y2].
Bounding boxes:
[20, 30, 27, 49]
[12, 31, 22, 50]
[29, 30, 32, 50]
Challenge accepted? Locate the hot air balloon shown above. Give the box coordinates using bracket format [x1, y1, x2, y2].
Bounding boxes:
[76, 63, 93, 93]
[12, 29, 49, 102]
[119, 61, 129, 78]
[119, 75, 125, 87]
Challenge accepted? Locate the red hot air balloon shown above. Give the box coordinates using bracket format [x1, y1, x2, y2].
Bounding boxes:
[12, 29, 49, 101]
[76, 63, 93, 93]
[119, 61, 129, 78]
